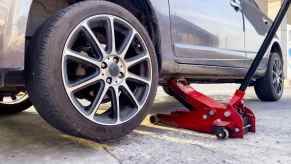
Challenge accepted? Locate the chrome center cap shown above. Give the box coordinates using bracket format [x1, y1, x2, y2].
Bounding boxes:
[109, 63, 120, 77]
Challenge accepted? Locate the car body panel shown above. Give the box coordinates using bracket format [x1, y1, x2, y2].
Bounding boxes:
[241, 0, 273, 69]
[0, 0, 283, 85]
[0, 0, 32, 70]
[170, 0, 248, 68]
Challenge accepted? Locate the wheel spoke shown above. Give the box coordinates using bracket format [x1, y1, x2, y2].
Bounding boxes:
[272, 71, 277, 79]
[277, 83, 282, 94]
[127, 73, 150, 85]
[107, 17, 117, 55]
[122, 82, 140, 108]
[68, 74, 102, 93]
[273, 77, 277, 84]
[120, 30, 137, 58]
[126, 53, 149, 68]
[277, 62, 283, 76]
[88, 84, 109, 119]
[111, 86, 121, 123]
[272, 59, 283, 94]
[273, 64, 277, 73]
[64, 49, 101, 68]
[274, 80, 279, 90]
[276, 60, 281, 71]
[278, 69, 283, 76]
[81, 22, 107, 58]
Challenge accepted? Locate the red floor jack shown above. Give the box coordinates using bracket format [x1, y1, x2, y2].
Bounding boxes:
[150, 0, 291, 139]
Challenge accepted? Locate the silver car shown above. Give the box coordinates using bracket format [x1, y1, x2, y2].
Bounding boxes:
[0, 0, 284, 141]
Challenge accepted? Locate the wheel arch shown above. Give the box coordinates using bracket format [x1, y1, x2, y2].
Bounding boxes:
[270, 41, 283, 63]
[25, 0, 161, 71]
[257, 40, 283, 79]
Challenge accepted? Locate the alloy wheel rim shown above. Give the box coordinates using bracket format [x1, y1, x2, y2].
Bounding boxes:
[272, 58, 283, 95]
[0, 91, 29, 105]
[62, 15, 152, 125]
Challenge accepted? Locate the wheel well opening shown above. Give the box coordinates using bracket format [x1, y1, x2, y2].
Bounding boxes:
[26, 0, 161, 70]
[271, 42, 283, 62]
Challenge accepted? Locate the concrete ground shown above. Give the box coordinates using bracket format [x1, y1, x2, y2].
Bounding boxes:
[0, 84, 290, 164]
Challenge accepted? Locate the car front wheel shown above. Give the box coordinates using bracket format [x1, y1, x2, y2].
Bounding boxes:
[26, 1, 158, 141]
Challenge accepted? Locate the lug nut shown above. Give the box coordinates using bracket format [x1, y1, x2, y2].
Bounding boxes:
[119, 72, 124, 78]
[106, 77, 112, 84]
[113, 57, 119, 63]
[101, 62, 107, 69]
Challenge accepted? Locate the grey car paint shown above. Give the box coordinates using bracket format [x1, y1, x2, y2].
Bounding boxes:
[0, 0, 282, 84]
[171, 0, 247, 68]
[168, 0, 281, 78]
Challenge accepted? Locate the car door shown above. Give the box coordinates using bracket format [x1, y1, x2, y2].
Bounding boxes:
[170, 0, 248, 68]
[242, 0, 270, 69]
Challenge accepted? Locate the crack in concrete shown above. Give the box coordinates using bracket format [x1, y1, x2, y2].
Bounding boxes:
[103, 146, 123, 164]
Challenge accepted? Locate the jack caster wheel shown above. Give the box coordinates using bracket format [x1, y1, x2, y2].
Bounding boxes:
[214, 127, 229, 140]
[150, 115, 160, 124]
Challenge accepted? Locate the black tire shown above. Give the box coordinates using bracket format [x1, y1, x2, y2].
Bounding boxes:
[254, 52, 284, 101]
[26, 1, 158, 141]
[0, 93, 31, 115]
[214, 127, 229, 140]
